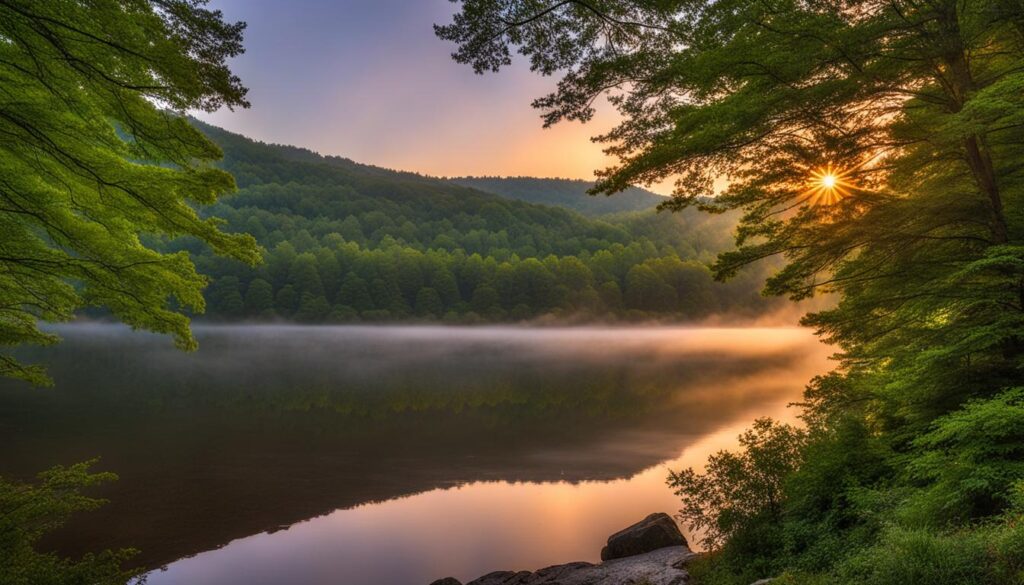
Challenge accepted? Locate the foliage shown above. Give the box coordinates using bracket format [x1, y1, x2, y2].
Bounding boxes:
[0, 1, 260, 384]
[0, 461, 139, 585]
[450, 176, 664, 215]
[183, 122, 783, 322]
[439, 0, 1024, 582]
[902, 387, 1024, 526]
[197, 235, 776, 322]
[669, 419, 807, 550]
[836, 519, 1024, 585]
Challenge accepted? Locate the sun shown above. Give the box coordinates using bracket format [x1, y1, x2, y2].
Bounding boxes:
[805, 162, 854, 206]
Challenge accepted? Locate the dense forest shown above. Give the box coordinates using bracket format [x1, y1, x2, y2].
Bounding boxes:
[450, 176, 665, 215]
[181, 122, 782, 322]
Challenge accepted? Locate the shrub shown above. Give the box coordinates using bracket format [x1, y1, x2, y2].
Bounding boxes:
[902, 387, 1024, 526]
[837, 520, 1024, 585]
[0, 461, 139, 585]
[669, 418, 808, 551]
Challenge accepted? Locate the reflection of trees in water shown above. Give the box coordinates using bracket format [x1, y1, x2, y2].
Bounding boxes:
[0, 326, 822, 571]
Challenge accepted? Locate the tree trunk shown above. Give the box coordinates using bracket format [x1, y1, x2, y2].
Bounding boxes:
[963, 135, 1010, 244]
[939, 2, 1011, 244]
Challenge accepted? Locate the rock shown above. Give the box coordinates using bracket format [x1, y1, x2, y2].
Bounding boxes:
[466, 570, 534, 584]
[429, 579, 463, 585]
[600, 512, 687, 561]
[464, 546, 696, 585]
[750, 580, 775, 585]
[449, 513, 695, 585]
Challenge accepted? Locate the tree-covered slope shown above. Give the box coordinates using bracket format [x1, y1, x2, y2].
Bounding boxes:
[180, 121, 780, 323]
[450, 176, 665, 216]
[193, 120, 632, 257]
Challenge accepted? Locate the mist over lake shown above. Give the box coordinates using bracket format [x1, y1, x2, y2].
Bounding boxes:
[0, 324, 831, 585]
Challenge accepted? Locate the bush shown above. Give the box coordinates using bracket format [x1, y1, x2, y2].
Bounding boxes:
[902, 387, 1024, 527]
[837, 520, 1024, 585]
[686, 550, 773, 585]
[669, 418, 807, 550]
[0, 461, 139, 585]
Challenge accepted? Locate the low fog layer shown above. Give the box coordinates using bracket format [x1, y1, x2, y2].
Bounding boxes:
[2, 324, 832, 570]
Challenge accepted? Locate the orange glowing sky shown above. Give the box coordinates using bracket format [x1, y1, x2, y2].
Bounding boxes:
[197, 0, 675, 195]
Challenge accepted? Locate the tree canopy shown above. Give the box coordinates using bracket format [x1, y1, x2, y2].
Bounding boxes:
[0, 0, 260, 384]
[451, 176, 665, 215]
[439, 0, 1024, 582]
[183, 122, 784, 323]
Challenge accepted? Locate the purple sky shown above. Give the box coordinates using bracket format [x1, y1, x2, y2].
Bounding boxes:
[196, 0, 672, 192]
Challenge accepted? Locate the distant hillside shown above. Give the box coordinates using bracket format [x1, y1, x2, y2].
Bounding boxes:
[192, 121, 639, 257]
[450, 176, 666, 216]
[176, 120, 782, 323]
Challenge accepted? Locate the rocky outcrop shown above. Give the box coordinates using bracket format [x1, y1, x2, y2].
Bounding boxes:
[600, 512, 687, 561]
[464, 546, 695, 585]
[430, 513, 696, 585]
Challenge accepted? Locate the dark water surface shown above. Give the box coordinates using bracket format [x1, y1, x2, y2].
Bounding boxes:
[0, 325, 832, 585]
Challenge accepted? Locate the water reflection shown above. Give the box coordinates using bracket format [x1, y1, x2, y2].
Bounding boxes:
[0, 325, 831, 584]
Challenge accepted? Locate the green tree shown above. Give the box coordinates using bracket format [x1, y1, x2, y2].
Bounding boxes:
[470, 284, 501, 316]
[275, 284, 298, 315]
[459, 253, 489, 297]
[516, 258, 558, 310]
[266, 241, 297, 288]
[396, 249, 425, 301]
[669, 419, 808, 550]
[0, 0, 260, 383]
[295, 293, 330, 322]
[598, 280, 623, 312]
[370, 276, 409, 317]
[429, 264, 462, 308]
[315, 248, 342, 301]
[206, 276, 244, 317]
[337, 273, 374, 312]
[288, 252, 325, 298]
[244, 278, 275, 315]
[244, 216, 268, 242]
[440, 0, 1024, 580]
[338, 216, 365, 243]
[0, 461, 141, 585]
[625, 265, 676, 312]
[414, 287, 444, 318]
[556, 256, 594, 290]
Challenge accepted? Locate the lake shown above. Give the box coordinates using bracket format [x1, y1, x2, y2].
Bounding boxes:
[0, 325, 832, 585]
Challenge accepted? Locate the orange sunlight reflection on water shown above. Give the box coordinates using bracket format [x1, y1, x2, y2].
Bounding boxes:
[145, 327, 831, 585]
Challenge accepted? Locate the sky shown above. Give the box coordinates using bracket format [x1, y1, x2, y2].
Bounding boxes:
[198, 0, 672, 194]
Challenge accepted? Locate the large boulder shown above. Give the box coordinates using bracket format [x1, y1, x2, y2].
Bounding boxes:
[429, 579, 463, 585]
[600, 513, 687, 561]
[442, 513, 695, 585]
[464, 547, 695, 585]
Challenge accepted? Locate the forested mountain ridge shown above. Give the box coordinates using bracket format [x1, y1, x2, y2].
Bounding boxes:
[181, 121, 781, 322]
[192, 119, 637, 256]
[450, 176, 665, 216]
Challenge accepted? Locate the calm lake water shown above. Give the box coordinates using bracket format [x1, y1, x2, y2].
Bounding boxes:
[0, 325, 832, 585]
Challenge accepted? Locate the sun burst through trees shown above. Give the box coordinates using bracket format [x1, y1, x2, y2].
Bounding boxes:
[806, 163, 854, 206]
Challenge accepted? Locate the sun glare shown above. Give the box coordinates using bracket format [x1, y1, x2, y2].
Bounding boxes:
[805, 162, 854, 206]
